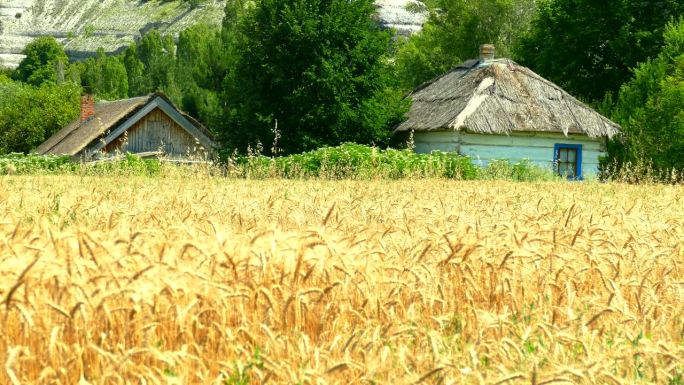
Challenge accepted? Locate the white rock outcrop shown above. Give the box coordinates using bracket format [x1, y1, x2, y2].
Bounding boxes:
[0, 0, 425, 69]
[375, 0, 427, 36]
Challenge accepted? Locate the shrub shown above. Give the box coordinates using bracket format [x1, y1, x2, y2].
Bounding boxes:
[2, 145, 560, 182]
[479, 159, 559, 182]
[230, 143, 511, 180]
[0, 153, 73, 174]
[0, 153, 160, 176]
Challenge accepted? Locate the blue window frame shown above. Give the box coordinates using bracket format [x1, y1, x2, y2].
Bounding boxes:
[554, 144, 582, 180]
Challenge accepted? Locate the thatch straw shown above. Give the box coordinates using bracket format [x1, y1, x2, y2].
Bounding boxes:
[395, 59, 620, 138]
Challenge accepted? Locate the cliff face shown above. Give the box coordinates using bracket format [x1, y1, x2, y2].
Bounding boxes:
[0, 0, 226, 68]
[0, 0, 426, 69]
[376, 0, 426, 36]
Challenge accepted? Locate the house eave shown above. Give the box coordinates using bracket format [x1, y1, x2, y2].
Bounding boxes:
[405, 127, 612, 141]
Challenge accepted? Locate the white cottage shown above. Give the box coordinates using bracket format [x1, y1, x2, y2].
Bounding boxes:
[395, 45, 621, 179]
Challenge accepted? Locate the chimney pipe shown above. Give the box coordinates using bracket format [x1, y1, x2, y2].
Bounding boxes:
[480, 44, 496, 63]
[80, 94, 95, 122]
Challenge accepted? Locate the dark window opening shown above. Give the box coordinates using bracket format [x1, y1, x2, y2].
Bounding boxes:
[554, 144, 582, 179]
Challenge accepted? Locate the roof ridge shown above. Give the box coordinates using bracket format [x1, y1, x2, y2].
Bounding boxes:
[95, 94, 152, 105]
[395, 58, 621, 137]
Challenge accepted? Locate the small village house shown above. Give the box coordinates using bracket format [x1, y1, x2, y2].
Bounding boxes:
[36, 93, 215, 160]
[395, 45, 621, 179]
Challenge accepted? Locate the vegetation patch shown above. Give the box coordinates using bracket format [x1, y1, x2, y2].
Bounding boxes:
[1, 144, 561, 181]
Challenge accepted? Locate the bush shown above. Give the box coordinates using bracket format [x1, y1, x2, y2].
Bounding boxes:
[227, 143, 478, 179]
[606, 18, 684, 180]
[2, 145, 560, 182]
[226, 143, 554, 181]
[0, 153, 161, 176]
[81, 153, 162, 177]
[479, 159, 559, 182]
[0, 153, 73, 174]
[0, 81, 80, 154]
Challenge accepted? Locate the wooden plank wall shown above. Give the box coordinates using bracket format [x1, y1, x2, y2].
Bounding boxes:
[414, 131, 606, 176]
[104, 108, 209, 158]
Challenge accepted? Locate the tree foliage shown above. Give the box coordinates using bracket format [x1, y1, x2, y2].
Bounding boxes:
[173, 24, 227, 129]
[608, 18, 684, 173]
[220, 0, 408, 154]
[74, 48, 128, 99]
[518, 0, 683, 102]
[73, 26, 225, 128]
[0, 36, 79, 154]
[14, 36, 69, 86]
[393, 0, 536, 90]
[127, 30, 177, 96]
[0, 81, 80, 154]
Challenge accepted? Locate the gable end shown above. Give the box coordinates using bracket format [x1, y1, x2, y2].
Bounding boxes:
[84, 96, 214, 156]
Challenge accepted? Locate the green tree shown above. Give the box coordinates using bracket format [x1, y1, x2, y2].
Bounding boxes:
[174, 24, 225, 126]
[608, 18, 684, 174]
[221, 0, 408, 154]
[0, 68, 13, 81]
[142, 30, 177, 94]
[80, 26, 226, 132]
[394, 0, 536, 90]
[518, 0, 683, 102]
[124, 43, 146, 96]
[0, 72, 11, 84]
[123, 31, 177, 96]
[14, 36, 69, 86]
[0, 81, 80, 154]
[76, 48, 129, 99]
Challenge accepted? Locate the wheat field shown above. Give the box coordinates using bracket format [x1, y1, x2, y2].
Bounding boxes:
[0, 176, 683, 385]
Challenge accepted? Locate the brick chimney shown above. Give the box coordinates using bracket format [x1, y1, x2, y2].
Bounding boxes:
[480, 44, 496, 63]
[80, 94, 95, 122]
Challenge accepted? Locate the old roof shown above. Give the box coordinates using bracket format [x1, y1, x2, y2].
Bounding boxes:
[35, 93, 216, 156]
[395, 59, 620, 138]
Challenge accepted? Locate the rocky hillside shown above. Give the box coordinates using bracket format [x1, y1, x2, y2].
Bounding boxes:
[0, 0, 426, 69]
[375, 0, 426, 36]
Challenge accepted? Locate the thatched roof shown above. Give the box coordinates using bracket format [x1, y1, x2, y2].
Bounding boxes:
[395, 59, 620, 138]
[35, 93, 215, 156]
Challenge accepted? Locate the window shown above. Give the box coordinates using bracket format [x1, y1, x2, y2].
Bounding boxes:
[554, 144, 582, 179]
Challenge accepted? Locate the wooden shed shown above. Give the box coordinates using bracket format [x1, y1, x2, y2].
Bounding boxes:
[395, 45, 621, 179]
[36, 93, 215, 160]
